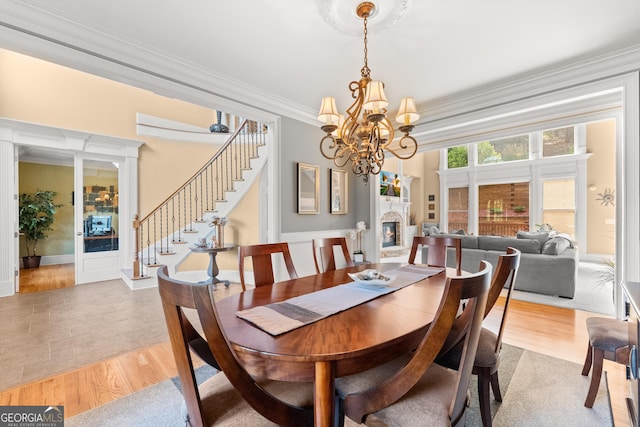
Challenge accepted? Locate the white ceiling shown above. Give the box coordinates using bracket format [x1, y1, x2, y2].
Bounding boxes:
[2, 0, 640, 122]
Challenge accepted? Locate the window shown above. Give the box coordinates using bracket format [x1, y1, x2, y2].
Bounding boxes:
[447, 145, 468, 169]
[477, 135, 529, 165]
[478, 182, 529, 236]
[448, 187, 468, 233]
[542, 179, 575, 238]
[542, 126, 574, 157]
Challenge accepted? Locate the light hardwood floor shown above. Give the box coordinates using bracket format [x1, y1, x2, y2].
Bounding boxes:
[18, 263, 75, 293]
[1, 266, 631, 426]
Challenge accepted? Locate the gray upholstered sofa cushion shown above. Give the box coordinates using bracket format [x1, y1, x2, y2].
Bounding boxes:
[423, 234, 578, 298]
[516, 231, 550, 248]
[478, 235, 541, 254]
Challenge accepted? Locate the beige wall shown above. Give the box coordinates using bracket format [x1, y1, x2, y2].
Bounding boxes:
[1, 48, 260, 269]
[423, 150, 441, 225]
[18, 162, 74, 256]
[586, 119, 616, 255]
[178, 178, 260, 271]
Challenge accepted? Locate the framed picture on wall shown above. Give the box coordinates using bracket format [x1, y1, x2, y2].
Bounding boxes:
[428, 194, 435, 202]
[330, 169, 348, 214]
[428, 213, 435, 219]
[297, 162, 319, 214]
[380, 171, 401, 197]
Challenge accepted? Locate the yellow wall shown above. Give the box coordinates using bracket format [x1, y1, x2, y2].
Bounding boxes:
[18, 162, 74, 256]
[1, 48, 260, 269]
[0, 49, 231, 215]
[423, 150, 441, 225]
[178, 178, 260, 271]
[586, 119, 616, 255]
[402, 153, 425, 225]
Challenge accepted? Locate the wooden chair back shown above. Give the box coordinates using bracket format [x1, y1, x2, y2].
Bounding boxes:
[157, 266, 313, 427]
[312, 237, 355, 274]
[238, 242, 298, 291]
[441, 247, 521, 354]
[343, 261, 492, 424]
[487, 247, 520, 354]
[408, 236, 462, 274]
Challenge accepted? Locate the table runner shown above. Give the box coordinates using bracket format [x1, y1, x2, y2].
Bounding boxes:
[236, 265, 445, 335]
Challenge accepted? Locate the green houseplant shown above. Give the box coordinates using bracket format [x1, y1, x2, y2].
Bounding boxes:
[19, 189, 63, 268]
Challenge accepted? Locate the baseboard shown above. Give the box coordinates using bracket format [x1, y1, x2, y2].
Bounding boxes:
[32, 254, 75, 266]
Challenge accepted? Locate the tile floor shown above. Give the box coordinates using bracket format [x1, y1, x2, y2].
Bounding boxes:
[0, 279, 170, 391]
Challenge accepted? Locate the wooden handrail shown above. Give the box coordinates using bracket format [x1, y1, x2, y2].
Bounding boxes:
[131, 119, 267, 278]
[138, 118, 250, 224]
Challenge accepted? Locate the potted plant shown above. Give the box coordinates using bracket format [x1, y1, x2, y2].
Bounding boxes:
[594, 258, 615, 302]
[19, 189, 63, 268]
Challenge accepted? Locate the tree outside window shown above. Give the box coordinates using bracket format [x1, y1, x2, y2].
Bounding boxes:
[447, 145, 468, 168]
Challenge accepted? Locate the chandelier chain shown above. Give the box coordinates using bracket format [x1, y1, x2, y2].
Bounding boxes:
[360, 15, 371, 79]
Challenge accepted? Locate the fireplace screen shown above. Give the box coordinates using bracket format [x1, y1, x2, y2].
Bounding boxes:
[382, 222, 397, 247]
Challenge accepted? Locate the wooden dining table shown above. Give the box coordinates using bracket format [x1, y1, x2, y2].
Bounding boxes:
[216, 263, 454, 427]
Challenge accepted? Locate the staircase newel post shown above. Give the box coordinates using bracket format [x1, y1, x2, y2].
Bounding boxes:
[132, 214, 141, 278]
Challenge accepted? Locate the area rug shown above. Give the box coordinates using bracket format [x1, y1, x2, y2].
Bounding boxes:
[65, 345, 612, 426]
[511, 261, 615, 315]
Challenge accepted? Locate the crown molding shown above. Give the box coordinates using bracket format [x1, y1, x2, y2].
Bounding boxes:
[0, 1, 316, 125]
[417, 43, 640, 125]
[1, 1, 639, 130]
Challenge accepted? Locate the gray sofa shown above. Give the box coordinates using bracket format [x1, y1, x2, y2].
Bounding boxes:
[421, 233, 578, 298]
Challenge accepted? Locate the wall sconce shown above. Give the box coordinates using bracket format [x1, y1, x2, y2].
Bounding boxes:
[588, 184, 596, 191]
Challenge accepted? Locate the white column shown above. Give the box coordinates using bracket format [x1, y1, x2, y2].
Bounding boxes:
[0, 140, 16, 296]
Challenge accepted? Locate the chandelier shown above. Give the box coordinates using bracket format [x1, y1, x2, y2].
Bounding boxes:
[317, 1, 419, 183]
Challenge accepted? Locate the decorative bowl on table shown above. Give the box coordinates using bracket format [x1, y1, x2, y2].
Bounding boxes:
[348, 269, 396, 287]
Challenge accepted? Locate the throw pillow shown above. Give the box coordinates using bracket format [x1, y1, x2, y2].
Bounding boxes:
[516, 231, 549, 249]
[449, 229, 466, 235]
[428, 226, 440, 236]
[541, 236, 571, 255]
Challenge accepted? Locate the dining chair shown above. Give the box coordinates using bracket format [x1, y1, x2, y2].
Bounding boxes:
[312, 237, 355, 274]
[408, 235, 462, 274]
[582, 317, 629, 408]
[238, 242, 298, 291]
[337, 261, 492, 426]
[436, 247, 521, 427]
[157, 266, 316, 427]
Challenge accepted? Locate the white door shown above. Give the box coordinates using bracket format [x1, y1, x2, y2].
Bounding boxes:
[74, 157, 122, 284]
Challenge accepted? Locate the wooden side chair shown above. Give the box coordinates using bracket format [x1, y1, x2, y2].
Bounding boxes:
[238, 242, 298, 291]
[337, 261, 492, 426]
[312, 237, 355, 274]
[582, 317, 629, 408]
[436, 247, 521, 427]
[157, 266, 315, 427]
[408, 235, 462, 274]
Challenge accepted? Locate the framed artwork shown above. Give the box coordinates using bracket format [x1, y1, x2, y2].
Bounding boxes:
[379, 171, 401, 197]
[297, 162, 319, 214]
[330, 169, 348, 214]
[428, 213, 435, 219]
[428, 194, 435, 201]
[428, 203, 435, 210]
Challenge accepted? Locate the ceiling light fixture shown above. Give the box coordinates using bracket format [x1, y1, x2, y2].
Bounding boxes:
[317, 1, 419, 183]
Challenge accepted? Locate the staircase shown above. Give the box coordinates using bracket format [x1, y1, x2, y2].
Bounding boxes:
[124, 119, 269, 289]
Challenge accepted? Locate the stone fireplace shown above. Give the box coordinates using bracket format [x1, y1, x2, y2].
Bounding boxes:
[381, 211, 403, 245]
[380, 209, 406, 257]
